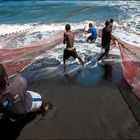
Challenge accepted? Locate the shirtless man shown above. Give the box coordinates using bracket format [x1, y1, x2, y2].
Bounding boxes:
[63, 24, 84, 65]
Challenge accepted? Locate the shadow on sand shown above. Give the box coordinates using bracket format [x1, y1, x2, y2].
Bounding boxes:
[102, 63, 113, 80]
[0, 112, 36, 140]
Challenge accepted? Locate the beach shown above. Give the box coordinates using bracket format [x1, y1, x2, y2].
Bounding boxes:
[0, 0, 140, 139]
[0, 22, 140, 139]
[2, 61, 138, 139]
[1, 41, 140, 139]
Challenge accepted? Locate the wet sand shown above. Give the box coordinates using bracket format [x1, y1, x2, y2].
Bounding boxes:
[18, 60, 140, 139]
[1, 60, 140, 139]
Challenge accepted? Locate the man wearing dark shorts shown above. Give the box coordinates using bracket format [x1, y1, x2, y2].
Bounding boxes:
[97, 20, 111, 61]
[64, 48, 78, 60]
[86, 23, 97, 43]
[63, 24, 84, 65]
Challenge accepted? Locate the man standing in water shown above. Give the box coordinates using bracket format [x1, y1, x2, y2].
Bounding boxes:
[109, 18, 114, 32]
[85, 23, 97, 43]
[63, 24, 84, 66]
[97, 20, 111, 61]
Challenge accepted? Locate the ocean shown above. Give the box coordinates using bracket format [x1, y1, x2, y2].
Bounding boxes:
[0, 1, 139, 23]
[0, 0, 139, 47]
[0, 1, 139, 26]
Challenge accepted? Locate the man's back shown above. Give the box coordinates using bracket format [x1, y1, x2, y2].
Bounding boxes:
[102, 27, 111, 46]
[91, 27, 97, 37]
[109, 18, 114, 32]
[64, 31, 74, 49]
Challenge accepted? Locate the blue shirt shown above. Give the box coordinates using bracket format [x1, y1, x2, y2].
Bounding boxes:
[91, 27, 97, 38]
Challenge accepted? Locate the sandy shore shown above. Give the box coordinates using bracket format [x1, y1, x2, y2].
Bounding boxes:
[1, 60, 140, 139]
[20, 61, 140, 139]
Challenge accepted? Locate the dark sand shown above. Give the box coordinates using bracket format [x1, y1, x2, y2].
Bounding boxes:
[1, 59, 140, 139]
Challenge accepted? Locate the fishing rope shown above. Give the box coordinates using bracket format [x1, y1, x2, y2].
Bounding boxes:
[0, 24, 40, 39]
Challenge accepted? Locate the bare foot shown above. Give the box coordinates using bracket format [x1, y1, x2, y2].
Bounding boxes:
[41, 102, 53, 116]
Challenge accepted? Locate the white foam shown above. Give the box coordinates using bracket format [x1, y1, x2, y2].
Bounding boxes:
[0, 21, 139, 63]
[0, 45, 3, 49]
[44, 32, 121, 65]
[123, 17, 140, 34]
[0, 24, 35, 35]
[0, 22, 94, 48]
[113, 28, 140, 47]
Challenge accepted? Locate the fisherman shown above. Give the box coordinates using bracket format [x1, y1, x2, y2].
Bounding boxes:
[63, 24, 84, 66]
[97, 20, 111, 61]
[109, 18, 114, 32]
[85, 23, 97, 43]
[0, 63, 52, 118]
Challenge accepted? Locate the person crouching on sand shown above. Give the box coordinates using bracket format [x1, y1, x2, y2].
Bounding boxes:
[0, 63, 53, 118]
[63, 24, 84, 66]
[85, 23, 97, 43]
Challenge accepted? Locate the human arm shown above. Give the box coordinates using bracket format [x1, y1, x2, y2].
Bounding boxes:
[84, 28, 91, 34]
[0, 98, 10, 113]
[63, 33, 66, 44]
